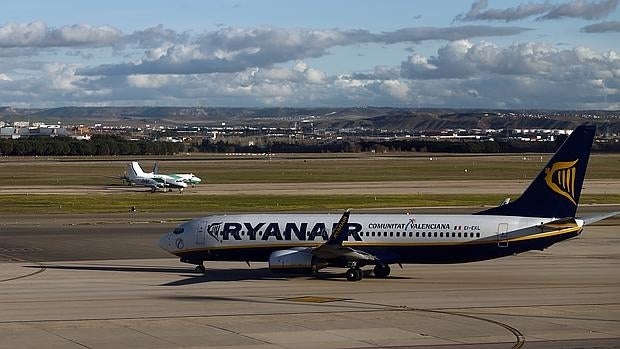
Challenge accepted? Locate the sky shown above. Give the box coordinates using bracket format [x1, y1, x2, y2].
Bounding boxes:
[0, 0, 619, 109]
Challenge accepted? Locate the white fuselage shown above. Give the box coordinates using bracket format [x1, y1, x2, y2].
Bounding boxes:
[159, 213, 582, 264]
[169, 173, 201, 185]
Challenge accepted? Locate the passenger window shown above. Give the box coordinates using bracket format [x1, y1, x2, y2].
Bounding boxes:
[476, 233, 480, 237]
[422, 232, 426, 237]
[416, 232, 419, 237]
[458, 233, 462, 237]
[434, 232, 437, 237]
[452, 233, 456, 237]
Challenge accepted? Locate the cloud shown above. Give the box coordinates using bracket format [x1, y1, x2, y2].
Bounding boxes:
[0, 22, 121, 48]
[540, 0, 619, 20]
[115, 25, 189, 50]
[77, 25, 529, 76]
[456, 0, 619, 22]
[400, 40, 620, 81]
[0, 47, 40, 57]
[78, 27, 353, 76]
[581, 20, 620, 32]
[2, 53, 618, 109]
[43, 63, 84, 91]
[455, 0, 553, 22]
[349, 65, 401, 80]
[126, 74, 174, 88]
[376, 26, 530, 43]
[0, 21, 615, 109]
[380, 80, 410, 100]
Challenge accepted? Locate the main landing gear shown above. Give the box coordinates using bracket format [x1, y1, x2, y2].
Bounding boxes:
[346, 263, 391, 281]
[373, 263, 391, 278]
[345, 267, 363, 281]
[345, 261, 362, 281]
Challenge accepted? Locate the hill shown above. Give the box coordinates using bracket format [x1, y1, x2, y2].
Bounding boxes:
[0, 106, 618, 132]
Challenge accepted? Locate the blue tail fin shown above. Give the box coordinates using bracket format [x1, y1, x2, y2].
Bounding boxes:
[476, 125, 596, 218]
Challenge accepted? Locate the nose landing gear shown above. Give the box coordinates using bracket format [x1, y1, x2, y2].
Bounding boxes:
[181, 257, 206, 274]
[194, 264, 206, 274]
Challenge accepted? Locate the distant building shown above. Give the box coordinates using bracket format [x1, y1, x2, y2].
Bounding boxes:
[12, 121, 29, 127]
[0, 123, 70, 139]
[0, 127, 19, 139]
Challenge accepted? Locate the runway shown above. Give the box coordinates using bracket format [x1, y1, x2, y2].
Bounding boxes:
[0, 209, 619, 348]
[1, 179, 620, 195]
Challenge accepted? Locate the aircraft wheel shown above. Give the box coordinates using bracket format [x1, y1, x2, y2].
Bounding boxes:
[346, 268, 357, 281]
[354, 268, 363, 281]
[346, 267, 363, 281]
[373, 264, 391, 278]
[195, 265, 206, 274]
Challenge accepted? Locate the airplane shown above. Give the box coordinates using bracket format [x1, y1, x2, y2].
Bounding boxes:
[152, 162, 202, 187]
[159, 125, 619, 281]
[124, 164, 166, 192]
[126, 162, 188, 193]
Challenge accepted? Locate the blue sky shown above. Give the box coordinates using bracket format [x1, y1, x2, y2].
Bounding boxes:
[1, 0, 619, 109]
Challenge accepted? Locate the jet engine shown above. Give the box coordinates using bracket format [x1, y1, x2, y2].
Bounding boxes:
[268, 249, 324, 274]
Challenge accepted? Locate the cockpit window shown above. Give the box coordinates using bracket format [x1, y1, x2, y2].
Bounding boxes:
[173, 227, 184, 234]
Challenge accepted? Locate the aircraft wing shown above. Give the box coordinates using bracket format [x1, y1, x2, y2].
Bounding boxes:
[580, 211, 620, 226]
[311, 209, 378, 263]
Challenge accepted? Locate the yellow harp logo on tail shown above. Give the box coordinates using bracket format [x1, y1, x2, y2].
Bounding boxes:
[544, 159, 578, 205]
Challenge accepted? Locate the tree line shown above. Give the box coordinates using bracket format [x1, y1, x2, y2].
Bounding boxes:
[0, 135, 183, 156]
[1, 136, 619, 156]
[198, 138, 620, 153]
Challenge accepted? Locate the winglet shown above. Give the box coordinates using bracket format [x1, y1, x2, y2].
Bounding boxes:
[325, 209, 350, 246]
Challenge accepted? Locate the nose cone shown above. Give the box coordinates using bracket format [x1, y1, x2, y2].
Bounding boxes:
[193, 176, 202, 184]
[159, 233, 173, 252]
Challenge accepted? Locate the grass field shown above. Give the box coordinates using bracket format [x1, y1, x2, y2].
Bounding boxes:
[1, 153, 617, 213]
[1, 153, 619, 186]
[2, 193, 619, 214]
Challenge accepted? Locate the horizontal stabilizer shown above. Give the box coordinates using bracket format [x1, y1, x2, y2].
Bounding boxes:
[581, 211, 620, 225]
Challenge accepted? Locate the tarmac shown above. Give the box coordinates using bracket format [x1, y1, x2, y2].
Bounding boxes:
[1, 179, 620, 195]
[1, 208, 619, 349]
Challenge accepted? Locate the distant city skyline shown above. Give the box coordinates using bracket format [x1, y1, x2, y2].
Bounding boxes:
[1, 0, 619, 109]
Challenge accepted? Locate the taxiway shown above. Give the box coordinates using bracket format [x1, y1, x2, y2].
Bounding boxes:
[0, 209, 619, 348]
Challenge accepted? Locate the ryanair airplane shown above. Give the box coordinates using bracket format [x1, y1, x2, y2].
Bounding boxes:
[159, 125, 618, 281]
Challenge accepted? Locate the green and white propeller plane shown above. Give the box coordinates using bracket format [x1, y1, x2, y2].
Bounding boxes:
[152, 161, 202, 187]
[126, 162, 190, 193]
